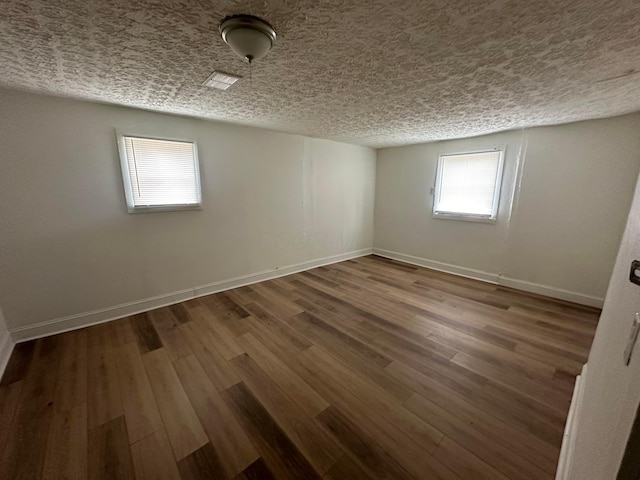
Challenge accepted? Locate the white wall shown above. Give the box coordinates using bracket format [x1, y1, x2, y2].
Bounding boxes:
[1, 86, 638, 340]
[375, 114, 640, 303]
[375, 129, 523, 275]
[567, 169, 640, 479]
[0, 88, 376, 336]
[504, 118, 640, 298]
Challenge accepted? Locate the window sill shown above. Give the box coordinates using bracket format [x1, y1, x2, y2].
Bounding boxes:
[432, 213, 497, 224]
[127, 204, 202, 214]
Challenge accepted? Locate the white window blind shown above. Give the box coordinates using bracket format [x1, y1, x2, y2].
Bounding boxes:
[118, 135, 201, 212]
[433, 150, 503, 221]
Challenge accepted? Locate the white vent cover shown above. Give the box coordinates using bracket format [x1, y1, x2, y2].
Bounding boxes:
[203, 71, 241, 90]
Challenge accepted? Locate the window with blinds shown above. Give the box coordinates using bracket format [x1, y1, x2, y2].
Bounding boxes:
[117, 134, 202, 213]
[432, 149, 504, 222]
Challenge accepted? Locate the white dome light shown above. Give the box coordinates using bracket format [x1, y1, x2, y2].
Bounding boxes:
[220, 15, 277, 64]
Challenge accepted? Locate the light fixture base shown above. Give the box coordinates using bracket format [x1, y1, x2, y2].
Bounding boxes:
[220, 14, 277, 62]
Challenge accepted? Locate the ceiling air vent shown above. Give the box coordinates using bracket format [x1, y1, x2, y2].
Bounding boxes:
[203, 71, 241, 90]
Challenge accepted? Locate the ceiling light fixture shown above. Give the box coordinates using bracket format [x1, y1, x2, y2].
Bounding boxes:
[220, 14, 277, 65]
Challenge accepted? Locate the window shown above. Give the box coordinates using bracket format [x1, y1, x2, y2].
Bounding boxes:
[117, 134, 202, 213]
[432, 149, 504, 223]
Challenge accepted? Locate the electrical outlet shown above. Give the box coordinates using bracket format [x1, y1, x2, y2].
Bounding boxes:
[623, 313, 640, 366]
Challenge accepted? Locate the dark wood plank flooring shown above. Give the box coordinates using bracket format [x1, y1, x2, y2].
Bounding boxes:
[0, 255, 599, 479]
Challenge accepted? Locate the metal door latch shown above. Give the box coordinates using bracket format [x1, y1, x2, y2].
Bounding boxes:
[624, 313, 640, 366]
[630, 260, 640, 286]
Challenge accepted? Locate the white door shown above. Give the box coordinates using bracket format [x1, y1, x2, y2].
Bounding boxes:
[568, 171, 640, 479]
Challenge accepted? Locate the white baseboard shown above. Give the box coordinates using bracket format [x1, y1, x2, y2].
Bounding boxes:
[556, 363, 588, 480]
[372, 248, 604, 308]
[9, 247, 373, 343]
[498, 276, 603, 308]
[372, 248, 499, 284]
[0, 333, 14, 380]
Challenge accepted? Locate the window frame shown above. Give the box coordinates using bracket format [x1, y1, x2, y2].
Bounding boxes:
[116, 131, 203, 214]
[432, 147, 505, 224]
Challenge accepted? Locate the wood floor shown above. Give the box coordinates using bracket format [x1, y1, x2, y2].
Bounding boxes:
[0, 255, 599, 480]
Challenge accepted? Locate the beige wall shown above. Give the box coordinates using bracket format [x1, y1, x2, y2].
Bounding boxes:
[0, 89, 376, 331]
[569, 169, 640, 479]
[375, 114, 640, 301]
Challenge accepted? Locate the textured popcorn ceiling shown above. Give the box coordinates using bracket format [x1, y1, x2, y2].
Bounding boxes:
[1, 0, 640, 147]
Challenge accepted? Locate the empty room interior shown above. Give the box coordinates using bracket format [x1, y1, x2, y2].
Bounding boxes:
[2, 1, 640, 479]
